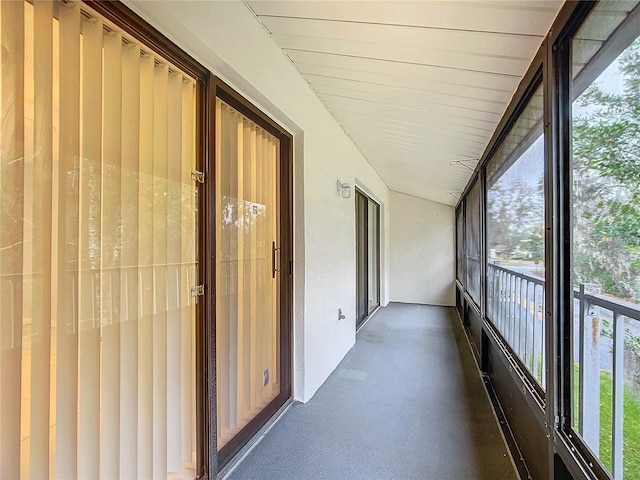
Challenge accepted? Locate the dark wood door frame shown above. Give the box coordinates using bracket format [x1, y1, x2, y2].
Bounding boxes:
[211, 78, 294, 472]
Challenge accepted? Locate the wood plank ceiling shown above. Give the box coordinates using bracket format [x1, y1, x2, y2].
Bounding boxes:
[245, 0, 564, 205]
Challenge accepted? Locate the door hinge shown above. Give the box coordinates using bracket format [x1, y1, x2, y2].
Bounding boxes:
[190, 284, 205, 298]
[191, 170, 205, 184]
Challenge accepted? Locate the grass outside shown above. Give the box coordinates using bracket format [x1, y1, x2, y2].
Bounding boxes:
[521, 353, 544, 387]
[574, 366, 640, 478]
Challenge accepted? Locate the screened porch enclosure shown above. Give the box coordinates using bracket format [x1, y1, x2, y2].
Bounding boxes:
[456, 2, 640, 478]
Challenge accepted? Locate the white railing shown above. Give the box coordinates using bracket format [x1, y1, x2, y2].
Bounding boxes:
[487, 262, 640, 478]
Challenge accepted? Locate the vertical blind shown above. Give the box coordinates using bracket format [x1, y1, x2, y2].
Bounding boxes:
[0, 1, 198, 478]
[215, 98, 280, 451]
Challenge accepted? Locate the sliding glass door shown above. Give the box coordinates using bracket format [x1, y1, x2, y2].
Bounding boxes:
[214, 93, 291, 467]
[0, 2, 203, 478]
[356, 190, 380, 329]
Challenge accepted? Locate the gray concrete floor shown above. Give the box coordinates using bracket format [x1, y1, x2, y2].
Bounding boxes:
[227, 303, 519, 480]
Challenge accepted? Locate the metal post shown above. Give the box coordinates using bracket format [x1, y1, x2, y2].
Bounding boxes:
[578, 283, 601, 455]
[518, 277, 524, 357]
[526, 281, 532, 371]
[541, 283, 546, 386]
[509, 273, 515, 346]
[487, 263, 496, 322]
[500, 270, 506, 332]
[612, 312, 624, 479]
[515, 275, 520, 351]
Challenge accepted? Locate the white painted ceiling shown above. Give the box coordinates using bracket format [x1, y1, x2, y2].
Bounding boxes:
[245, 0, 564, 205]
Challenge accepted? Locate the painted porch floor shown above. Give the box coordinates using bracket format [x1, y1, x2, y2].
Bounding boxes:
[226, 302, 518, 480]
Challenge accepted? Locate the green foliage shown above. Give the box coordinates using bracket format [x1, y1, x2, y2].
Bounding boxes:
[487, 174, 544, 261]
[598, 370, 640, 478]
[628, 334, 640, 356]
[573, 38, 640, 301]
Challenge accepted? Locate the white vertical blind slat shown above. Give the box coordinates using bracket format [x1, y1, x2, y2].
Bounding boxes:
[119, 42, 141, 480]
[101, 28, 123, 480]
[152, 62, 169, 479]
[236, 117, 246, 427]
[22, 3, 34, 474]
[137, 51, 155, 480]
[78, 15, 102, 480]
[227, 107, 239, 434]
[0, 1, 25, 478]
[49, 11, 60, 478]
[260, 134, 270, 401]
[215, 99, 228, 444]
[55, 4, 81, 478]
[249, 125, 258, 413]
[180, 80, 195, 467]
[254, 130, 262, 407]
[166, 71, 182, 473]
[257, 131, 267, 405]
[29, 2, 54, 477]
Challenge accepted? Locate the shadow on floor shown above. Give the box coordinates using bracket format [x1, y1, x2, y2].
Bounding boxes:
[226, 303, 518, 480]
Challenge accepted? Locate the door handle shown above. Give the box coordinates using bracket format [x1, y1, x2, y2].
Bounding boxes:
[272, 241, 280, 278]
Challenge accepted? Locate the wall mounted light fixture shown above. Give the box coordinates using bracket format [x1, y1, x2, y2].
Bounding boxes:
[336, 180, 352, 199]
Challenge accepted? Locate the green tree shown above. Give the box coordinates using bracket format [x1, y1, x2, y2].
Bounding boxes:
[573, 38, 640, 300]
[487, 175, 543, 261]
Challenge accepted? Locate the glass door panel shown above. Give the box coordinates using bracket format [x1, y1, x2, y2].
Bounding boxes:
[215, 98, 281, 455]
[356, 191, 368, 327]
[367, 199, 380, 312]
[356, 190, 380, 329]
